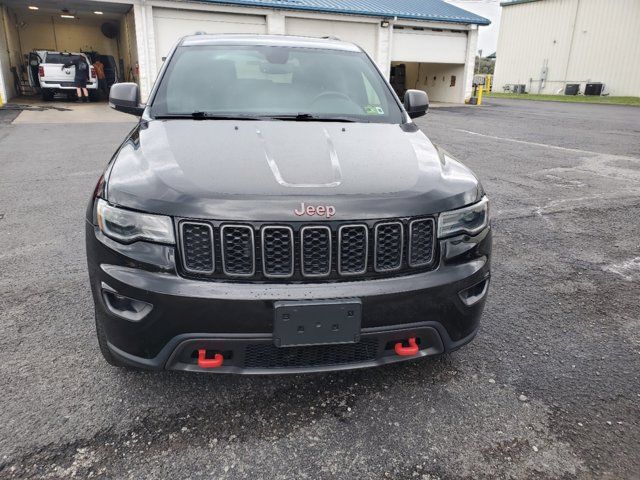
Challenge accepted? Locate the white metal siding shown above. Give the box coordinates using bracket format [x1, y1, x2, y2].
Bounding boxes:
[493, 0, 640, 96]
[392, 28, 467, 64]
[153, 8, 267, 66]
[285, 17, 378, 59]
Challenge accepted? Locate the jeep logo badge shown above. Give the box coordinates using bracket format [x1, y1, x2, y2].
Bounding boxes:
[294, 202, 336, 218]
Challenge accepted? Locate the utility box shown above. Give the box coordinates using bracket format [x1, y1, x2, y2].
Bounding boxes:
[564, 84, 580, 95]
[584, 83, 604, 96]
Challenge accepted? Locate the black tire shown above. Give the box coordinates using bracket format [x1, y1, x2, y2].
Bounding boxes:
[41, 89, 54, 101]
[88, 90, 100, 102]
[95, 312, 131, 368]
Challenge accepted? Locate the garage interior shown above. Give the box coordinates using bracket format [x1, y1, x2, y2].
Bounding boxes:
[389, 26, 468, 103]
[0, 0, 138, 101]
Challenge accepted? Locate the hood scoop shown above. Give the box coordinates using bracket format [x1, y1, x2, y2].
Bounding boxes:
[256, 126, 342, 188]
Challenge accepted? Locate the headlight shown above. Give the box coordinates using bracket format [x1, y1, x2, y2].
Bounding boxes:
[438, 197, 489, 238]
[96, 199, 175, 244]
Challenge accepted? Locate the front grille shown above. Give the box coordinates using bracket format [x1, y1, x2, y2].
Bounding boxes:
[374, 222, 403, 272]
[338, 225, 368, 275]
[409, 219, 435, 267]
[262, 226, 294, 278]
[178, 216, 436, 283]
[180, 222, 214, 273]
[243, 339, 379, 369]
[301, 226, 332, 277]
[221, 225, 255, 276]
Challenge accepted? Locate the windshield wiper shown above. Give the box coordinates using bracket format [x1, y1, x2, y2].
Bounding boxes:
[154, 112, 263, 120]
[154, 112, 364, 122]
[268, 113, 361, 123]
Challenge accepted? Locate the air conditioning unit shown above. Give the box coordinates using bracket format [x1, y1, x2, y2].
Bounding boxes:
[564, 84, 580, 95]
[584, 83, 604, 96]
[513, 84, 526, 94]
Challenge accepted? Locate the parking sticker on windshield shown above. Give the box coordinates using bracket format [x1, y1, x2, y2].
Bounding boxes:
[364, 105, 385, 115]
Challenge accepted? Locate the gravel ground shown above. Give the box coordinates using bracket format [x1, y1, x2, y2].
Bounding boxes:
[0, 98, 638, 479]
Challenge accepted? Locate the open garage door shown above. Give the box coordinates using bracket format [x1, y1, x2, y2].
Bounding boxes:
[391, 27, 468, 104]
[285, 17, 377, 59]
[153, 8, 267, 67]
[0, 0, 138, 102]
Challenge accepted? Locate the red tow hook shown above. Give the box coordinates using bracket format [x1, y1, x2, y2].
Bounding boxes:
[394, 337, 419, 356]
[197, 349, 224, 368]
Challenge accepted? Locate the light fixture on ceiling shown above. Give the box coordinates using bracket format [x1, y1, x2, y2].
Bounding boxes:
[60, 14, 75, 18]
[28, 5, 39, 10]
[94, 11, 103, 15]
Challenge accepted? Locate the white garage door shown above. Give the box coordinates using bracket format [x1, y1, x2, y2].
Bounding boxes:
[392, 28, 467, 64]
[285, 17, 378, 59]
[153, 8, 267, 67]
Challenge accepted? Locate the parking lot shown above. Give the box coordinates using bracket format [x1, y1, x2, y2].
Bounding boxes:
[0, 97, 638, 479]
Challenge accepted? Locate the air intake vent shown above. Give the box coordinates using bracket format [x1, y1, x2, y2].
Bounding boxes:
[244, 338, 379, 369]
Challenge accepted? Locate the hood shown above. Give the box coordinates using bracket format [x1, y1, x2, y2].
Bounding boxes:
[106, 120, 481, 221]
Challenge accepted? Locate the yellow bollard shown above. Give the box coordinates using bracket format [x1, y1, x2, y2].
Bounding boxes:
[0, 92, 3, 108]
[477, 86, 483, 106]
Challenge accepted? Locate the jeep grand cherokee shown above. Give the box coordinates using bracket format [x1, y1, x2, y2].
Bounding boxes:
[86, 34, 491, 373]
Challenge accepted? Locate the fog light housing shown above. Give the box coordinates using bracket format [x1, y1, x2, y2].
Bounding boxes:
[458, 278, 490, 306]
[101, 283, 152, 321]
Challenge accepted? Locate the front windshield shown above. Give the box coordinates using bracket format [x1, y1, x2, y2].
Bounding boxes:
[151, 45, 403, 123]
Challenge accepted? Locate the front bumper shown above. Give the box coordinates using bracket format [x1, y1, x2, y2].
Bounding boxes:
[86, 222, 491, 373]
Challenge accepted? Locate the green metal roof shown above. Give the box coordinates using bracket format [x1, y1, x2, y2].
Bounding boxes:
[198, 0, 491, 25]
[501, 0, 543, 7]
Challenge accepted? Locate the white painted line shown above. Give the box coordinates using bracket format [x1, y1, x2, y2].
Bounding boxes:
[603, 257, 640, 282]
[453, 129, 600, 155]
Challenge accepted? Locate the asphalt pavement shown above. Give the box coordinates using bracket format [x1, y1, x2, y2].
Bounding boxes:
[0, 97, 638, 479]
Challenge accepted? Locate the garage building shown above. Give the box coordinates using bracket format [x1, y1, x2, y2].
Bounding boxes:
[0, 0, 489, 104]
[493, 0, 640, 96]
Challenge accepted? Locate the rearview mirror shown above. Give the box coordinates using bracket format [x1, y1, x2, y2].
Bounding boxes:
[109, 82, 144, 116]
[404, 89, 429, 118]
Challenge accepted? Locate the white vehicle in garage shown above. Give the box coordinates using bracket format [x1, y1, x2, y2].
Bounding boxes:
[36, 51, 99, 101]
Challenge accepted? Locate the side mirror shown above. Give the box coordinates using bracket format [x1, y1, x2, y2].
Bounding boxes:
[109, 82, 144, 116]
[404, 89, 429, 119]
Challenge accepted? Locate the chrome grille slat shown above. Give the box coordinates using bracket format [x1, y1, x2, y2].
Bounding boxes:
[262, 226, 294, 278]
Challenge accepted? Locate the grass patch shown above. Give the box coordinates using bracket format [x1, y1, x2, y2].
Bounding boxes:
[486, 92, 640, 106]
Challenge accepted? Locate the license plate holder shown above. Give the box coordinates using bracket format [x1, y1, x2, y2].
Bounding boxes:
[273, 299, 362, 347]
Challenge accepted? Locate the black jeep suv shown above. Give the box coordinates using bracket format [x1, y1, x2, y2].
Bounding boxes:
[86, 34, 491, 373]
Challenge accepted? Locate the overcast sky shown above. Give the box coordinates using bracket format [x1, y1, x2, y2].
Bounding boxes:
[445, 0, 502, 55]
